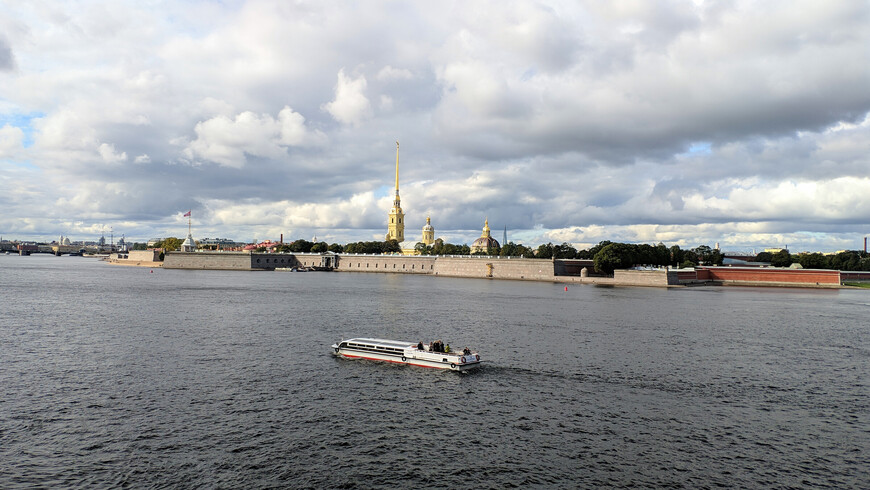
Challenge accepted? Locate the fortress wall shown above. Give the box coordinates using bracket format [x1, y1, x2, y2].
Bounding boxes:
[614, 270, 679, 286]
[334, 254, 435, 274]
[555, 259, 596, 275]
[697, 267, 841, 285]
[128, 250, 161, 262]
[839, 271, 870, 281]
[164, 252, 255, 270]
[250, 253, 300, 269]
[549, 270, 676, 286]
[432, 257, 555, 281]
[164, 252, 300, 270]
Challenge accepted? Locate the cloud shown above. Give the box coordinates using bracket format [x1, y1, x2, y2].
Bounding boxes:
[0, 124, 25, 157]
[184, 106, 326, 167]
[0, 35, 14, 71]
[322, 69, 372, 126]
[377, 65, 414, 81]
[98, 143, 127, 164]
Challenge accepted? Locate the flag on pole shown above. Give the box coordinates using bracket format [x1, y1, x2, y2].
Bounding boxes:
[183, 210, 191, 217]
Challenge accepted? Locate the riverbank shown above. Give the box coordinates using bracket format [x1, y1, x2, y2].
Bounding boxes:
[104, 257, 163, 268]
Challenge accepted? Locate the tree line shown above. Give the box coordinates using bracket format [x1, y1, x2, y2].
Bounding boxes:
[756, 249, 870, 271]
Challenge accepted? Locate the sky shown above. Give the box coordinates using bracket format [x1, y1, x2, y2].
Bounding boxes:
[1, 0, 869, 252]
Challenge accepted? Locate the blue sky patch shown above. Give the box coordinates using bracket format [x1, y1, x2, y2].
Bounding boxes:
[1, 111, 44, 148]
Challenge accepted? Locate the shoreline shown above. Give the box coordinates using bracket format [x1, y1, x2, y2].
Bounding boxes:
[104, 258, 163, 268]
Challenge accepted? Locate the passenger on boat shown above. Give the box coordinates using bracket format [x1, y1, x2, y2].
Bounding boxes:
[463, 347, 471, 356]
[444, 344, 451, 353]
[417, 341, 424, 350]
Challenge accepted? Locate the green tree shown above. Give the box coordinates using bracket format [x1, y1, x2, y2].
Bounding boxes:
[310, 241, 328, 253]
[555, 242, 578, 259]
[655, 243, 670, 266]
[829, 251, 861, 271]
[770, 249, 793, 267]
[797, 252, 827, 269]
[593, 243, 635, 274]
[382, 240, 401, 254]
[289, 239, 313, 253]
[669, 245, 684, 266]
[577, 241, 613, 260]
[682, 249, 699, 266]
[636, 244, 656, 265]
[155, 237, 183, 251]
[755, 251, 773, 262]
[536, 243, 554, 259]
[328, 243, 344, 253]
[692, 245, 723, 265]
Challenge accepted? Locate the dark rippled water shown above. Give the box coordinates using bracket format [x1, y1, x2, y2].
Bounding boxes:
[1, 254, 867, 488]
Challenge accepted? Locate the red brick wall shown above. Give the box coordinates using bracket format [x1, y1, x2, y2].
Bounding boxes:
[698, 267, 840, 284]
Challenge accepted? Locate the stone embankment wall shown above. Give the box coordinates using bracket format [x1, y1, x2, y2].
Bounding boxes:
[435, 257, 555, 280]
[553, 269, 678, 287]
[164, 252, 300, 270]
[333, 254, 434, 274]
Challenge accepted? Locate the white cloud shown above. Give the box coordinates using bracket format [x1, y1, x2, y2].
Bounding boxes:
[377, 65, 414, 81]
[322, 69, 372, 126]
[0, 124, 24, 157]
[184, 106, 326, 167]
[98, 142, 127, 164]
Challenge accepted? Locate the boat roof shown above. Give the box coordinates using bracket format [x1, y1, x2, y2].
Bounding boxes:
[344, 338, 415, 349]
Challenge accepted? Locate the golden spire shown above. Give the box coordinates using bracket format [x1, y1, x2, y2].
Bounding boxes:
[394, 141, 400, 198]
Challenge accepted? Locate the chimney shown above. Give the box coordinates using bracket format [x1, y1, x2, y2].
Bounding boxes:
[280, 233, 283, 244]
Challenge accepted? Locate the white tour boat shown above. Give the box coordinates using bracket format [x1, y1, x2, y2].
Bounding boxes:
[332, 338, 481, 371]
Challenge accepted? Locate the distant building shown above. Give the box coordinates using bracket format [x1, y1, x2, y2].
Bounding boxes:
[180, 234, 196, 252]
[147, 238, 163, 247]
[422, 216, 435, 246]
[470, 219, 500, 254]
[199, 238, 242, 250]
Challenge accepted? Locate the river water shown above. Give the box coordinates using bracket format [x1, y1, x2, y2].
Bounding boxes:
[1, 254, 867, 488]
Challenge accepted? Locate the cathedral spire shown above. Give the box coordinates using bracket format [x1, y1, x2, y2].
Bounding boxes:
[394, 141, 400, 200]
[386, 140, 405, 243]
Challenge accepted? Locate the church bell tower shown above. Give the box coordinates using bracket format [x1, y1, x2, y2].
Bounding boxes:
[386, 141, 405, 243]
